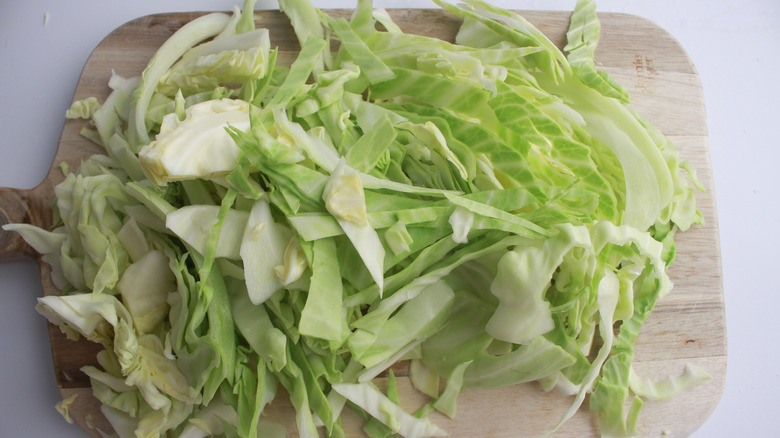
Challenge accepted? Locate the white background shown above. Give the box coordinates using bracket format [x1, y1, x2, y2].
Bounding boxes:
[0, 0, 776, 437]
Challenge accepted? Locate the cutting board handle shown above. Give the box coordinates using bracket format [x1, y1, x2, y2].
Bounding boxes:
[0, 184, 53, 261]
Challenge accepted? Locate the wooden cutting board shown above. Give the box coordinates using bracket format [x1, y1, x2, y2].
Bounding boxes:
[0, 8, 725, 438]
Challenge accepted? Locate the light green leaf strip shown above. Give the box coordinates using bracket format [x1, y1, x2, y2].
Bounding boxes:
[299, 237, 349, 344]
[327, 17, 395, 84]
[432, 360, 472, 418]
[354, 280, 455, 370]
[345, 114, 397, 173]
[268, 35, 328, 107]
[372, 8, 403, 34]
[463, 336, 576, 390]
[588, 284, 660, 437]
[563, 0, 630, 102]
[629, 364, 712, 401]
[351, 231, 512, 333]
[332, 383, 448, 437]
[444, 191, 549, 238]
[370, 67, 497, 127]
[189, 252, 238, 404]
[436, 0, 569, 80]
[278, 0, 325, 50]
[237, 0, 258, 34]
[197, 188, 238, 290]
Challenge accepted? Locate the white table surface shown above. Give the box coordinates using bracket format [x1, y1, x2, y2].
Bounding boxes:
[1, 0, 776, 436]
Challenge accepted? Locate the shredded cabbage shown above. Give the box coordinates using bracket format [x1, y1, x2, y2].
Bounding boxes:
[3, 0, 709, 436]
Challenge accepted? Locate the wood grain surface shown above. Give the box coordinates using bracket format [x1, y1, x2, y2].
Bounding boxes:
[0, 8, 725, 438]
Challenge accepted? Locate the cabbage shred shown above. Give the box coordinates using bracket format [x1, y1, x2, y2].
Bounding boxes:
[5, 0, 709, 436]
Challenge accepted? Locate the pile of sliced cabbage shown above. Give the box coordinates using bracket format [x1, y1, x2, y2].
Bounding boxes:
[5, 0, 712, 436]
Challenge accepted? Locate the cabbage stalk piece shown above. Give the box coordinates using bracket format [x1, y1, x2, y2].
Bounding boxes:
[139, 99, 252, 185]
[35, 293, 124, 345]
[116, 250, 175, 333]
[323, 158, 385, 292]
[239, 198, 297, 304]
